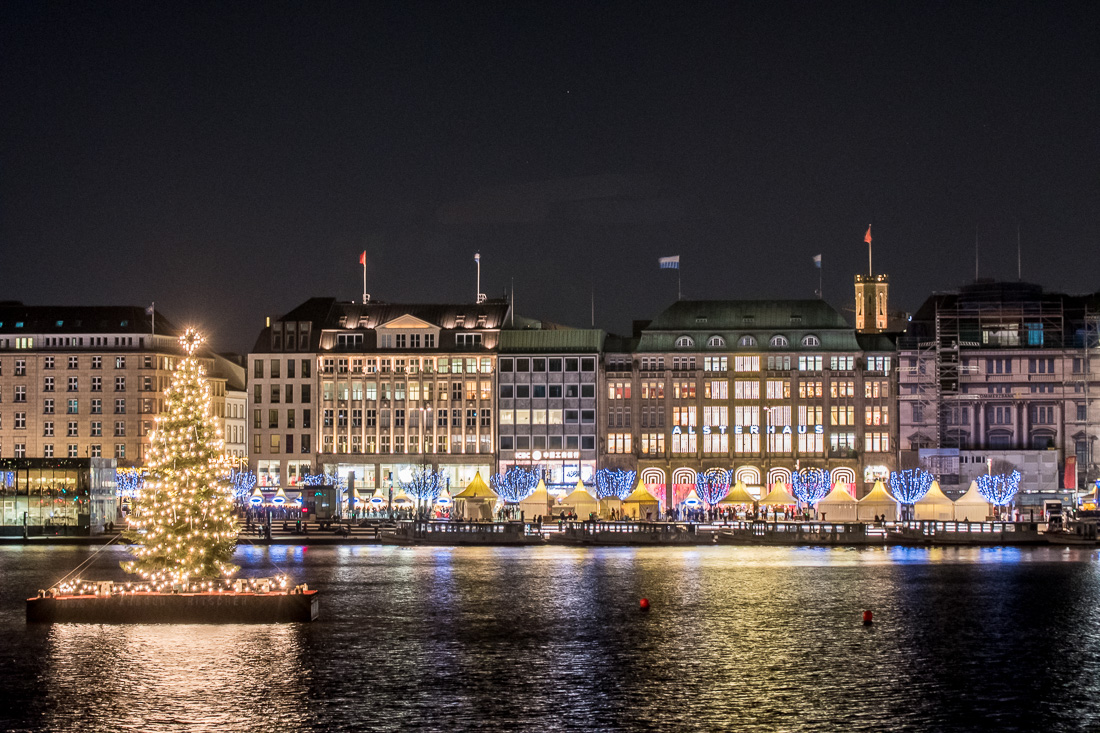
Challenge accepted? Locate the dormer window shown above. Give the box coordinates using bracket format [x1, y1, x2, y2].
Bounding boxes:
[675, 335, 695, 348]
[769, 335, 789, 347]
[790, 315, 802, 325]
[741, 315, 755, 325]
[738, 335, 757, 347]
[707, 335, 726, 348]
[801, 335, 820, 347]
[454, 314, 466, 327]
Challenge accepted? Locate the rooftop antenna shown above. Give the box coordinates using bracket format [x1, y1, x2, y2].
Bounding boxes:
[591, 286, 595, 327]
[510, 277, 515, 326]
[475, 252, 486, 304]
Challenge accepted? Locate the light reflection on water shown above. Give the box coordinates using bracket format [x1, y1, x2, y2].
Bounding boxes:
[2, 544, 1100, 732]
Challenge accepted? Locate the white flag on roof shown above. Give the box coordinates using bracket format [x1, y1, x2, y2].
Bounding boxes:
[658, 256, 680, 270]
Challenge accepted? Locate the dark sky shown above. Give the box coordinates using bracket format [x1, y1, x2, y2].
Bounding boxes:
[3, 2, 1098, 353]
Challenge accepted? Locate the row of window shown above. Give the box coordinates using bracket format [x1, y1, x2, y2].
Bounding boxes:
[912, 403, 1065, 424]
[0, 416, 131, 436]
[500, 357, 596, 373]
[0, 398, 135, 414]
[500, 435, 595, 451]
[673, 334, 824, 349]
[4, 443, 127, 459]
[0, 355, 145, 374]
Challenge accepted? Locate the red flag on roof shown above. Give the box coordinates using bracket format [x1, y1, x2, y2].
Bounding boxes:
[864, 226, 872, 244]
[359, 251, 366, 265]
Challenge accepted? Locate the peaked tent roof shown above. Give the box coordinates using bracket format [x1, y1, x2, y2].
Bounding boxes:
[954, 481, 990, 508]
[624, 481, 659, 504]
[453, 471, 496, 499]
[915, 481, 954, 506]
[563, 484, 597, 507]
[720, 481, 757, 504]
[858, 480, 897, 505]
[817, 483, 858, 506]
[759, 484, 798, 505]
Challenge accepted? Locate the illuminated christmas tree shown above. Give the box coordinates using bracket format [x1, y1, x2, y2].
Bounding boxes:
[122, 328, 239, 583]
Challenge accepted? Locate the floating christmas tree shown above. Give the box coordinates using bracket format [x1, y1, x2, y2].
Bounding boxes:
[122, 328, 239, 584]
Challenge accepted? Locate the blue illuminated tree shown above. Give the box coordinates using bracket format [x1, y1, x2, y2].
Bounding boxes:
[400, 466, 446, 508]
[792, 468, 831, 506]
[695, 470, 731, 507]
[890, 468, 934, 505]
[976, 470, 1021, 506]
[115, 468, 146, 499]
[594, 468, 637, 500]
[490, 466, 540, 503]
[228, 469, 257, 503]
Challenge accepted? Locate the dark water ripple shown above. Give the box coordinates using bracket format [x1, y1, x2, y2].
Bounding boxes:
[1, 544, 1099, 732]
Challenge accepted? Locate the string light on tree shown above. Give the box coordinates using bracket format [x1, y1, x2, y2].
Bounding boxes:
[792, 468, 832, 505]
[976, 470, 1022, 506]
[594, 468, 637, 500]
[399, 467, 446, 509]
[695, 469, 731, 507]
[121, 327, 239, 584]
[490, 466, 540, 503]
[890, 468, 934, 505]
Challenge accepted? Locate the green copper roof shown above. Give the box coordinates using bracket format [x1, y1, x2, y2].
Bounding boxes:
[638, 299, 863, 352]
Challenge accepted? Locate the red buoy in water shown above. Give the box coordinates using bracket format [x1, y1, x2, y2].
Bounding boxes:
[862, 610, 873, 625]
[639, 598, 650, 611]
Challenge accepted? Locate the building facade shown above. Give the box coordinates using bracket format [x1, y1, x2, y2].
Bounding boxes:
[0, 305, 237, 468]
[899, 281, 1100, 494]
[248, 297, 512, 495]
[599, 300, 899, 502]
[495, 328, 604, 491]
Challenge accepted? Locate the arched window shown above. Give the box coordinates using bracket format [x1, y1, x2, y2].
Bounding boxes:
[707, 335, 726, 348]
[738, 335, 757, 347]
[801, 335, 820, 347]
[770, 334, 789, 348]
[675, 335, 694, 348]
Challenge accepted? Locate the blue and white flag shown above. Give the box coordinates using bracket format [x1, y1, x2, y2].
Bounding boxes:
[813, 254, 822, 268]
[658, 255, 680, 270]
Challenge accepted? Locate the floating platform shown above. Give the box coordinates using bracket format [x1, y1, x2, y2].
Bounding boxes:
[716, 521, 885, 546]
[549, 521, 714, 546]
[887, 521, 1046, 546]
[384, 519, 545, 546]
[27, 589, 319, 624]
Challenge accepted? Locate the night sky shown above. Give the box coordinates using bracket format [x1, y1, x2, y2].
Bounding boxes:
[3, 2, 1098, 353]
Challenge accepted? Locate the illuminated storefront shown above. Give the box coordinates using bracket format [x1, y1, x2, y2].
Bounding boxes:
[0, 458, 116, 536]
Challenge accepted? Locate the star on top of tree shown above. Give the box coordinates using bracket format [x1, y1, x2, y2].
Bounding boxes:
[179, 327, 205, 355]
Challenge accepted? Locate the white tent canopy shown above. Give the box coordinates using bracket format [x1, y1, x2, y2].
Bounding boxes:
[816, 483, 858, 521]
[953, 481, 991, 522]
[913, 480, 955, 521]
[856, 480, 899, 521]
[561, 481, 598, 519]
[519, 479, 552, 519]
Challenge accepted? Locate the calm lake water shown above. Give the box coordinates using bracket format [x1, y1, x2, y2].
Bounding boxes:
[2, 543, 1100, 732]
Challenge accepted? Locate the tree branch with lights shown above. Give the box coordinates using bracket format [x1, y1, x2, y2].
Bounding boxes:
[121, 328, 239, 584]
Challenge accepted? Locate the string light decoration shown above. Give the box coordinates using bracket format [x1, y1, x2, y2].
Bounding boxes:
[792, 468, 832, 505]
[890, 468, 934, 505]
[490, 466, 541, 503]
[399, 467, 446, 507]
[228, 469, 257, 502]
[115, 469, 146, 499]
[594, 468, 637, 500]
[695, 470, 731, 507]
[121, 328, 239, 583]
[976, 470, 1022, 506]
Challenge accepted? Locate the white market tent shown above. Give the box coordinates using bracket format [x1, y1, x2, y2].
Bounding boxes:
[953, 481, 992, 522]
[519, 479, 553, 519]
[758, 484, 798, 506]
[913, 480, 955, 521]
[623, 479, 661, 521]
[816, 482, 858, 522]
[857, 480, 899, 521]
[719, 480, 757, 505]
[453, 471, 497, 520]
[561, 480, 599, 519]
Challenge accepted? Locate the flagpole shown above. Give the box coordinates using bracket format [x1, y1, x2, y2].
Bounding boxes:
[867, 224, 872, 276]
[362, 256, 367, 304]
[151, 302, 155, 337]
[819, 266, 823, 300]
[678, 264, 682, 301]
